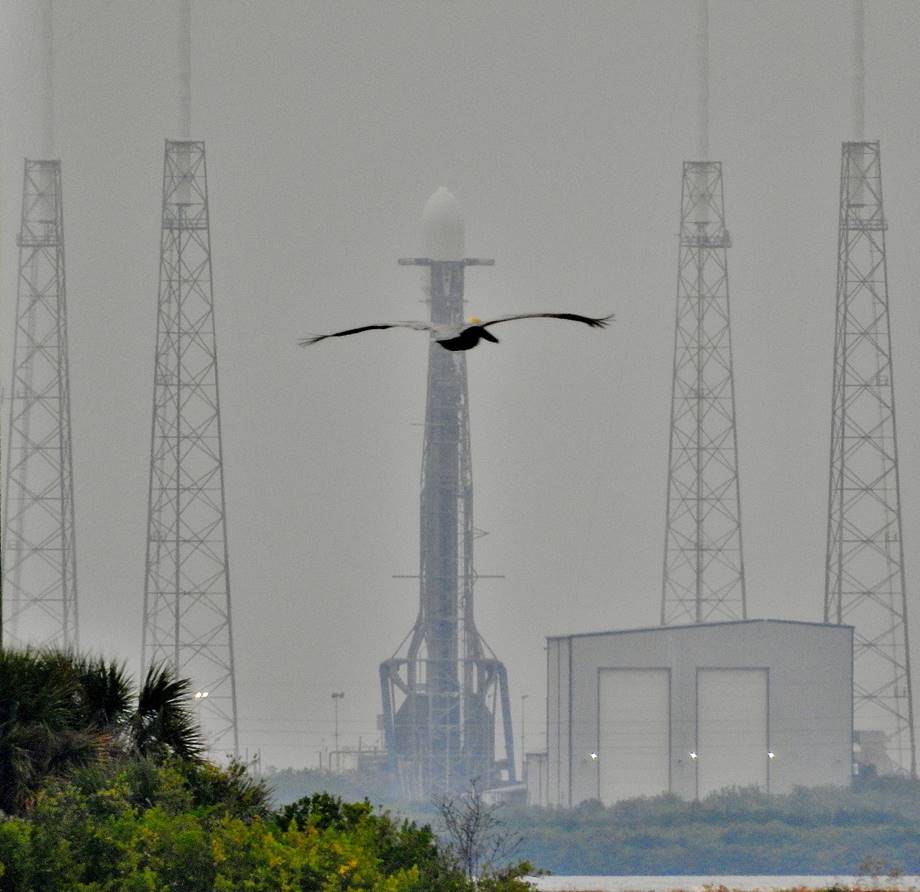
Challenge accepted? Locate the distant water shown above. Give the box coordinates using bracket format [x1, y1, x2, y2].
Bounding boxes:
[527, 877, 920, 892]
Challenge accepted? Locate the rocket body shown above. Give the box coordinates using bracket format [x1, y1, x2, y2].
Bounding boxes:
[379, 188, 515, 796]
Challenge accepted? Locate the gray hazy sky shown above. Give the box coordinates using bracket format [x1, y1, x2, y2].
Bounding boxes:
[3, 0, 920, 768]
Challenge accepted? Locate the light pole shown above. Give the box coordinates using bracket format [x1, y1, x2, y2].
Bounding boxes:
[193, 690, 209, 713]
[193, 690, 209, 742]
[520, 694, 528, 781]
[331, 691, 344, 773]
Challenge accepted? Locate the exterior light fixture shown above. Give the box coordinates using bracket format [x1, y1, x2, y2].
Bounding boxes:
[194, 691, 209, 700]
[589, 752, 598, 761]
[689, 752, 698, 760]
[768, 751, 775, 759]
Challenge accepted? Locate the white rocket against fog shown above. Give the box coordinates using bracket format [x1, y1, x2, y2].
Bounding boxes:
[379, 186, 516, 796]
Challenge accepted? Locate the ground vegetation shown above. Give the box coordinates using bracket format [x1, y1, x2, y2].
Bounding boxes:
[269, 767, 920, 876]
[502, 781, 920, 875]
[0, 648, 533, 890]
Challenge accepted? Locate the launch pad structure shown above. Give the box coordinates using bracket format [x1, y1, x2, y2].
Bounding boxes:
[2, 4, 78, 651]
[141, 140, 239, 757]
[380, 190, 516, 799]
[141, 3, 239, 758]
[661, 3, 746, 628]
[822, 4, 916, 778]
[3, 159, 78, 650]
[661, 161, 746, 626]
[825, 141, 916, 777]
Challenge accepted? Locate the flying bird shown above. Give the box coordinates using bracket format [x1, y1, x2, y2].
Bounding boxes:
[299, 312, 614, 352]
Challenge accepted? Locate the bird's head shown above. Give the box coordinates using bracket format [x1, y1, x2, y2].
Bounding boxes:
[467, 316, 482, 325]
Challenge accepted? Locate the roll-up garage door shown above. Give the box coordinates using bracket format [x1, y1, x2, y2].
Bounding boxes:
[598, 668, 670, 804]
[697, 668, 768, 797]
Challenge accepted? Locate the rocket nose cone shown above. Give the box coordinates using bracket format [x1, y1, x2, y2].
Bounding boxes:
[421, 186, 465, 261]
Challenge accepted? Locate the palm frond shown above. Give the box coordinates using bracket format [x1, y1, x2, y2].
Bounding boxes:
[131, 663, 204, 762]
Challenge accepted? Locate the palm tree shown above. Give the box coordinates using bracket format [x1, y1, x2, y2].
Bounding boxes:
[0, 649, 100, 813]
[43, 652, 134, 734]
[130, 662, 203, 762]
[0, 651, 203, 813]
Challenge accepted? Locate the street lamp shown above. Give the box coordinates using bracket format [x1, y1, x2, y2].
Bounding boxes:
[193, 691, 209, 733]
[331, 692, 345, 773]
[520, 694, 529, 780]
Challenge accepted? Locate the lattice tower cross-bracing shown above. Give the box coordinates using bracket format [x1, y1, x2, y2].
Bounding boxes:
[661, 161, 746, 625]
[825, 141, 916, 777]
[3, 159, 78, 650]
[142, 141, 239, 757]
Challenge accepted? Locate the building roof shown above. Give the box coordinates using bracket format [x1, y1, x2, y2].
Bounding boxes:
[546, 617, 854, 642]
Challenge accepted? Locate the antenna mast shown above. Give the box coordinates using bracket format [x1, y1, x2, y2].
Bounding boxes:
[142, 0, 239, 756]
[4, 1, 79, 650]
[661, 2, 746, 625]
[824, 5, 915, 777]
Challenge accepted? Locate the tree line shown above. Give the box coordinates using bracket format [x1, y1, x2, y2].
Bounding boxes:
[0, 648, 533, 890]
[502, 782, 920, 875]
[269, 765, 920, 877]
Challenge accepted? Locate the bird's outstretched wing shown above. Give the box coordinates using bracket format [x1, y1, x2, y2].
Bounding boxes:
[478, 312, 614, 331]
[299, 320, 434, 346]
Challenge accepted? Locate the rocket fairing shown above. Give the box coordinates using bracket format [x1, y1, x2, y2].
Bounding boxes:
[420, 186, 465, 261]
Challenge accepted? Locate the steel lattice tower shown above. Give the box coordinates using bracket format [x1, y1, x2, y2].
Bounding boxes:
[661, 161, 746, 625]
[3, 159, 78, 649]
[825, 141, 915, 776]
[142, 140, 238, 756]
[379, 189, 515, 799]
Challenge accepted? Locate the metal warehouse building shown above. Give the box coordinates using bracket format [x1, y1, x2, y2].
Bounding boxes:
[540, 619, 853, 806]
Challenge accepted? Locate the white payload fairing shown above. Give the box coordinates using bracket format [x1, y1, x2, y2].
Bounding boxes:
[420, 186, 465, 261]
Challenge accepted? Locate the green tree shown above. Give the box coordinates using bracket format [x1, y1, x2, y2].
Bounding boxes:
[0, 771, 491, 891]
[0, 650, 206, 816]
[0, 650, 541, 888]
[45, 653, 134, 734]
[0, 649, 100, 814]
[128, 663, 203, 762]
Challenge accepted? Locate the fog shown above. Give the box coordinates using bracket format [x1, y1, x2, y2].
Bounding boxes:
[2, 0, 920, 769]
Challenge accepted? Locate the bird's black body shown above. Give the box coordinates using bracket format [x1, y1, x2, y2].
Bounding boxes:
[436, 326, 500, 351]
